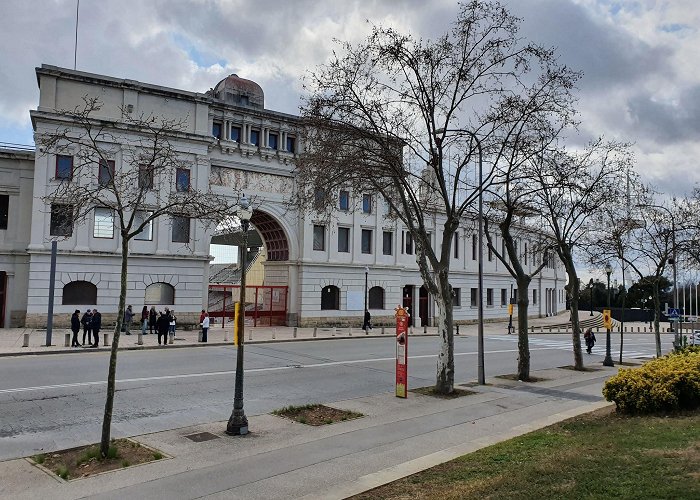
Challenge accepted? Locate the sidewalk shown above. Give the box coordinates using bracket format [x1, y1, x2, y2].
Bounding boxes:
[0, 364, 617, 500]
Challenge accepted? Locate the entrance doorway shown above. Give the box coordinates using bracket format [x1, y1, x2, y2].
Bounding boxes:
[419, 285, 429, 327]
[402, 285, 414, 326]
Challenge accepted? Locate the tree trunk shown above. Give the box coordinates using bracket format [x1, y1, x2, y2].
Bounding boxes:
[434, 272, 454, 394]
[560, 248, 584, 370]
[516, 277, 531, 381]
[653, 280, 662, 357]
[619, 264, 626, 365]
[100, 236, 128, 457]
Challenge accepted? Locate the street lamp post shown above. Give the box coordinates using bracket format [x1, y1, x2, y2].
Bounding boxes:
[589, 278, 594, 316]
[226, 195, 252, 436]
[434, 127, 484, 384]
[603, 263, 614, 367]
[363, 266, 369, 330]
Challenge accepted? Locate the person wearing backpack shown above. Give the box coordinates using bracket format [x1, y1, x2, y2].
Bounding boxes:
[584, 328, 596, 354]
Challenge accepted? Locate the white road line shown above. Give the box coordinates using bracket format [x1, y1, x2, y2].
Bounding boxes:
[0, 347, 558, 395]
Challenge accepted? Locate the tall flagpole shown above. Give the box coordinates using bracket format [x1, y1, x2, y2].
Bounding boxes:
[74, 0, 80, 70]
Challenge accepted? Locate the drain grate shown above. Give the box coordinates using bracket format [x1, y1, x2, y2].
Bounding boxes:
[184, 432, 220, 442]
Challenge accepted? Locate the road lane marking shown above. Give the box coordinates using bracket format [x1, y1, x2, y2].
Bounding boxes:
[0, 347, 559, 395]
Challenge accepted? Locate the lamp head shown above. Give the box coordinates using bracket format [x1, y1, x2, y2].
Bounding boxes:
[238, 194, 253, 222]
[605, 263, 612, 276]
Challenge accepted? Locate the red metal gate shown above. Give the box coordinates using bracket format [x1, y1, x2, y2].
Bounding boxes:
[208, 284, 288, 327]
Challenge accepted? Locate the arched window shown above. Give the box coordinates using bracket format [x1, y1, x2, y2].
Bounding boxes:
[368, 286, 384, 310]
[321, 285, 340, 310]
[62, 281, 97, 305]
[144, 282, 175, 305]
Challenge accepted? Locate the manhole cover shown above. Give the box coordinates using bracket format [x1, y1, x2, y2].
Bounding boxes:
[184, 432, 220, 442]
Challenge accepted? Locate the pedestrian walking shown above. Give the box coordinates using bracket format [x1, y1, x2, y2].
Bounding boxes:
[584, 328, 596, 354]
[91, 308, 102, 347]
[363, 310, 373, 331]
[124, 305, 134, 335]
[168, 309, 177, 338]
[201, 312, 210, 342]
[81, 309, 92, 346]
[156, 311, 169, 345]
[149, 306, 157, 334]
[70, 309, 81, 347]
[141, 305, 148, 335]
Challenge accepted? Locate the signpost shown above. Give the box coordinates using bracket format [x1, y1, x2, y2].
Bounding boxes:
[603, 309, 612, 330]
[395, 306, 409, 398]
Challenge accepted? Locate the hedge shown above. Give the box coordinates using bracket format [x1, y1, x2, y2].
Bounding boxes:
[603, 346, 700, 414]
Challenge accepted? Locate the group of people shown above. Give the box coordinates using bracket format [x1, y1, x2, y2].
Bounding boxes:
[69, 308, 103, 348]
[137, 305, 177, 345]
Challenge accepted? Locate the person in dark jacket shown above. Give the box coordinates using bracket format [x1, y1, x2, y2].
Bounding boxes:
[141, 305, 149, 335]
[156, 311, 169, 345]
[149, 306, 157, 334]
[124, 305, 134, 335]
[71, 310, 81, 347]
[81, 310, 92, 346]
[91, 308, 102, 347]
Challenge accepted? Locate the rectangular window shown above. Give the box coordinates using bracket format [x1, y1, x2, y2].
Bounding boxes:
[361, 229, 372, 254]
[230, 126, 241, 142]
[286, 136, 296, 153]
[533, 289, 537, 305]
[268, 132, 278, 149]
[98, 159, 115, 186]
[338, 226, 350, 253]
[339, 190, 350, 211]
[382, 231, 393, 256]
[50, 204, 73, 237]
[470, 288, 478, 307]
[138, 165, 154, 190]
[172, 216, 190, 243]
[487, 288, 493, 306]
[501, 288, 507, 306]
[313, 224, 325, 251]
[453, 288, 461, 307]
[176, 168, 191, 192]
[93, 207, 114, 238]
[472, 235, 477, 260]
[134, 210, 153, 241]
[250, 129, 260, 147]
[405, 231, 413, 255]
[524, 242, 528, 265]
[56, 155, 73, 180]
[212, 122, 222, 139]
[362, 194, 372, 214]
[0, 195, 8, 230]
[454, 232, 459, 259]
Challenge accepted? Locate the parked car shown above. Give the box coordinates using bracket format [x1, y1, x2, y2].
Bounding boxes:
[689, 330, 700, 345]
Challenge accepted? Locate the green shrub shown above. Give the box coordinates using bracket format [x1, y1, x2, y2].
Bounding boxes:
[603, 346, 700, 414]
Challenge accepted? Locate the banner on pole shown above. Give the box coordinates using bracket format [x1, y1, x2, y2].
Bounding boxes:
[395, 306, 409, 398]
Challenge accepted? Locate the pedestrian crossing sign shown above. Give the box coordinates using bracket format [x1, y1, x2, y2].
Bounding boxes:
[603, 309, 612, 330]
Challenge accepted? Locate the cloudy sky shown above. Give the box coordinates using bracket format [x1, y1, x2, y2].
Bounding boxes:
[1, 0, 698, 201]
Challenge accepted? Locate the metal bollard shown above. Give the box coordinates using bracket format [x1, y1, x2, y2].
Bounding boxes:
[137, 332, 143, 345]
[64, 333, 71, 347]
[293, 327, 297, 338]
[313, 327, 317, 337]
[456, 324, 460, 335]
[103, 333, 109, 346]
[23, 333, 29, 347]
[531, 326, 534, 333]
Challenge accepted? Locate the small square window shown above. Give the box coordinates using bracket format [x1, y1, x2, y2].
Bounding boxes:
[470, 288, 478, 307]
[93, 207, 114, 239]
[50, 204, 74, 237]
[313, 224, 325, 251]
[269, 133, 278, 149]
[338, 227, 350, 253]
[138, 165, 154, 190]
[251, 130, 260, 147]
[98, 159, 115, 186]
[172, 216, 190, 243]
[56, 155, 73, 180]
[533, 289, 537, 305]
[176, 168, 191, 192]
[362, 194, 372, 214]
[212, 122, 222, 139]
[382, 231, 393, 256]
[501, 288, 507, 306]
[487, 288, 493, 306]
[405, 231, 413, 255]
[339, 190, 350, 211]
[0, 195, 8, 230]
[361, 229, 372, 254]
[286, 136, 296, 153]
[231, 126, 241, 142]
[134, 211, 153, 241]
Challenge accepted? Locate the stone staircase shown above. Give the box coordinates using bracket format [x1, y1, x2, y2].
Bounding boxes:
[527, 312, 620, 333]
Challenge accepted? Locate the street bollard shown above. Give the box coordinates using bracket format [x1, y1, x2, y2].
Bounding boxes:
[137, 332, 143, 345]
[293, 327, 297, 338]
[272, 328, 276, 340]
[531, 326, 534, 333]
[381, 326, 385, 335]
[198, 330, 203, 342]
[103, 333, 109, 346]
[224, 329, 228, 342]
[365, 326, 369, 335]
[169, 333, 174, 344]
[424, 325, 427, 334]
[456, 324, 460, 335]
[64, 333, 71, 347]
[332, 327, 336, 337]
[249, 328, 252, 341]
[349, 327, 353, 336]
[23, 333, 29, 347]
[313, 327, 317, 338]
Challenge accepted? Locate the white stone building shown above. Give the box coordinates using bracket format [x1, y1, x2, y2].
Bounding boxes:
[1, 65, 566, 328]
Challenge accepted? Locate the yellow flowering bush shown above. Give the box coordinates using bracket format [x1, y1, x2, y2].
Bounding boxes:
[603, 346, 700, 414]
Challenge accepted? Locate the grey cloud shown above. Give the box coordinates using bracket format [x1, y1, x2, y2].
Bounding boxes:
[626, 85, 700, 144]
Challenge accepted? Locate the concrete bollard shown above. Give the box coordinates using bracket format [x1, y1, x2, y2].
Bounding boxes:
[23, 333, 29, 347]
[424, 325, 427, 334]
[224, 329, 228, 342]
[381, 326, 385, 335]
[313, 327, 317, 338]
[137, 332, 143, 345]
[169, 333, 174, 344]
[531, 326, 534, 333]
[198, 330, 203, 342]
[272, 328, 276, 340]
[293, 327, 297, 338]
[332, 327, 336, 337]
[103, 333, 109, 346]
[549, 326, 552, 333]
[64, 333, 71, 347]
[540, 326, 544, 333]
[349, 327, 353, 336]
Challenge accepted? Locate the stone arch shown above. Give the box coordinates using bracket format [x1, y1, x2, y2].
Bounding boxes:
[62, 281, 98, 305]
[250, 210, 289, 261]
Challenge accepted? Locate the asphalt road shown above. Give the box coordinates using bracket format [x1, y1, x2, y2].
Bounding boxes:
[0, 333, 673, 461]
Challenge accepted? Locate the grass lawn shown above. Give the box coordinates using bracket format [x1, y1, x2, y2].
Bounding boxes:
[353, 408, 700, 499]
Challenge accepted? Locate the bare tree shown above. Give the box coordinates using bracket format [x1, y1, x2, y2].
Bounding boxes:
[296, 1, 574, 393]
[530, 139, 630, 369]
[38, 96, 240, 457]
